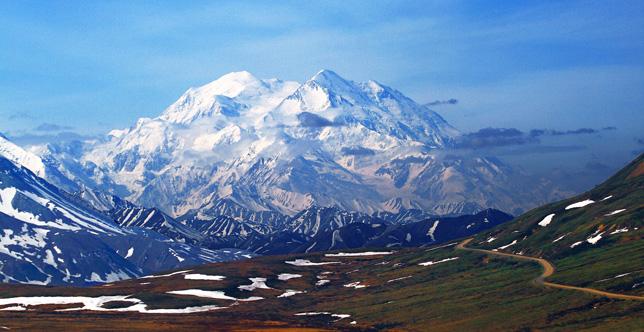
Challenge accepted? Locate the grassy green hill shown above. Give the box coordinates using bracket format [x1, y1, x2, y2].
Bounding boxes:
[470, 153, 644, 297]
[0, 154, 643, 331]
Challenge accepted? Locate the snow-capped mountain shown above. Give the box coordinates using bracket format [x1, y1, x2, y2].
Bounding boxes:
[0, 153, 251, 286]
[38, 70, 570, 219]
[0, 134, 80, 193]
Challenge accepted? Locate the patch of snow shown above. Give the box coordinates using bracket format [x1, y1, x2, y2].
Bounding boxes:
[418, 257, 459, 266]
[486, 237, 497, 243]
[285, 259, 340, 266]
[0, 294, 234, 314]
[596, 270, 641, 283]
[426, 220, 439, 242]
[278, 290, 305, 298]
[315, 279, 330, 286]
[295, 312, 351, 321]
[538, 214, 555, 227]
[343, 281, 367, 289]
[238, 277, 272, 291]
[43, 250, 57, 268]
[425, 242, 458, 251]
[167, 289, 262, 301]
[601, 195, 613, 201]
[587, 232, 604, 245]
[295, 312, 330, 316]
[497, 240, 517, 250]
[565, 199, 595, 210]
[553, 233, 569, 243]
[86, 270, 131, 283]
[387, 276, 412, 283]
[325, 251, 392, 257]
[610, 228, 629, 235]
[0, 306, 26, 311]
[0, 295, 140, 312]
[124, 247, 134, 259]
[139, 270, 192, 279]
[183, 274, 226, 281]
[168, 248, 185, 262]
[605, 209, 626, 216]
[277, 273, 302, 281]
[570, 241, 583, 248]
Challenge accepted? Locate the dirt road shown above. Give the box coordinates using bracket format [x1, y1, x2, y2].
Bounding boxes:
[457, 239, 644, 300]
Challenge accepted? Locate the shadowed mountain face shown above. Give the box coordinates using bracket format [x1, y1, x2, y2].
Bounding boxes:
[30, 70, 572, 220]
[0, 155, 252, 286]
[112, 203, 513, 256]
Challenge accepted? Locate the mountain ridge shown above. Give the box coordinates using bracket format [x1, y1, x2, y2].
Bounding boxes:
[26, 70, 573, 220]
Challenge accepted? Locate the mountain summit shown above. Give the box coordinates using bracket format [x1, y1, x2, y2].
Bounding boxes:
[38, 71, 569, 218]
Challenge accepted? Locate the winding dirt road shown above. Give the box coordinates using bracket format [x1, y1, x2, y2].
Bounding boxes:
[457, 238, 644, 301]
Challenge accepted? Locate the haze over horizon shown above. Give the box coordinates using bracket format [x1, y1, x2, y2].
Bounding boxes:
[1, 1, 643, 194]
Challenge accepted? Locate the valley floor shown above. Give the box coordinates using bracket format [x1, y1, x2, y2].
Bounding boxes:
[1, 244, 644, 331]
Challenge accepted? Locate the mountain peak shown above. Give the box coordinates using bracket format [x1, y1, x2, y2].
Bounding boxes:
[195, 71, 267, 99]
[308, 69, 355, 90]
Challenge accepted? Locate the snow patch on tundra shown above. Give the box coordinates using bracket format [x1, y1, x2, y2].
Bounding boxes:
[418, 257, 459, 266]
[565, 199, 594, 210]
[285, 259, 340, 266]
[538, 214, 555, 227]
[184, 274, 226, 281]
[325, 251, 392, 257]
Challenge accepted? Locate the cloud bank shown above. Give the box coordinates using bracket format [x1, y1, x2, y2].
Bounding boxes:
[457, 126, 612, 149]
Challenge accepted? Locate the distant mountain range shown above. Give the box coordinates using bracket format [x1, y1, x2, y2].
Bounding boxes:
[111, 203, 513, 255]
[27, 70, 573, 218]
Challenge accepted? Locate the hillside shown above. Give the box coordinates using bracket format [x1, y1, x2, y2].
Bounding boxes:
[470, 152, 644, 297]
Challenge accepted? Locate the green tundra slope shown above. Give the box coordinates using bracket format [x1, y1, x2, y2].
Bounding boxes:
[471, 153, 644, 297]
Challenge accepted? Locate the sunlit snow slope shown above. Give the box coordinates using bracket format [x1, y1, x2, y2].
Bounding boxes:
[39, 70, 571, 218]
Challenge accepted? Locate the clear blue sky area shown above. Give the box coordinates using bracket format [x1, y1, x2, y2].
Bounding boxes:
[1, 1, 643, 191]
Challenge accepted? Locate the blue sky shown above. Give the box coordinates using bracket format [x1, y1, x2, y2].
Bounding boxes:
[1, 1, 643, 191]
